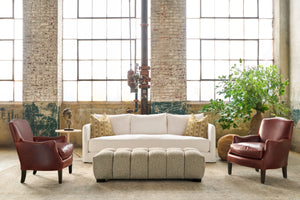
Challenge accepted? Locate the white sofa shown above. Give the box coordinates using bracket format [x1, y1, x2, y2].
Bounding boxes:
[82, 113, 216, 163]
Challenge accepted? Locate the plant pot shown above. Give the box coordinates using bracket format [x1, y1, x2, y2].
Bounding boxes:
[248, 111, 263, 135]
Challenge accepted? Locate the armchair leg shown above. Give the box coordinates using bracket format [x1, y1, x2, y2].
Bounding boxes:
[58, 170, 62, 184]
[69, 165, 72, 174]
[261, 170, 266, 184]
[21, 170, 26, 183]
[33, 170, 37, 175]
[255, 169, 259, 172]
[228, 162, 232, 175]
[282, 166, 287, 178]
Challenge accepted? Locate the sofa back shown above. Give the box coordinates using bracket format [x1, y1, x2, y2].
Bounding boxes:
[93, 113, 204, 135]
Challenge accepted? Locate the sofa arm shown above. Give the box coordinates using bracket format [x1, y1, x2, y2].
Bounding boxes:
[82, 123, 91, 162]
[207, 123, 216, 162]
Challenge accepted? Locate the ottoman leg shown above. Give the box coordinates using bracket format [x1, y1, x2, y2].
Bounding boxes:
[97, 179, 107, 182]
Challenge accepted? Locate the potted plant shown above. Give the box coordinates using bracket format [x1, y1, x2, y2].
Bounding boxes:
[201, 61, 290, 135]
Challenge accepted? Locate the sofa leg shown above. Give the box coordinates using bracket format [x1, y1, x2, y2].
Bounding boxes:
[282, 166, 287, 178]
[33, 170, 37, 175]
[192, 179, 201, 182]
[21, 170, 26, 183]
[228, 162, 232, 175]
[261, 170, 266, 184]
[58, 170, 62, 184]
[69, 165, 72, 174]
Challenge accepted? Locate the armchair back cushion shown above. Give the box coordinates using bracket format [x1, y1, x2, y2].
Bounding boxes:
[10, 119, 33, 142]
[259, 117, 293, 142]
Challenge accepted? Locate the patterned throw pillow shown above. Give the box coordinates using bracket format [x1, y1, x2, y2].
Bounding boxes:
[90, 113, 114, 138]
[184, 114, 208, 138]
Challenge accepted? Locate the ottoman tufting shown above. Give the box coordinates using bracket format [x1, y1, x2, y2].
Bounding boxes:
[93, 147, 205, 182]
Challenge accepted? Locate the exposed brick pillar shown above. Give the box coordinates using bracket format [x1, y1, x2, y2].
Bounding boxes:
[23, 0, 63, 136]
[151, 0, 187, 114]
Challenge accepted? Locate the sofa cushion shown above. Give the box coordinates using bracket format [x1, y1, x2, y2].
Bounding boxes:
[131, 113, 167, 135]
[167, 113, 204, 135]
[109, 114, 131, 135]
[184, 114, 208, 138]
[230, 142, 265, 159]
[89, 134, 210, 153]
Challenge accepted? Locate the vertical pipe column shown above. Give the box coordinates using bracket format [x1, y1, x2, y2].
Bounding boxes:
[140, 0, 150, 114]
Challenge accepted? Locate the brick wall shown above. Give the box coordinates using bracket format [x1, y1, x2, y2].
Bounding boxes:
[151, 0, 186, 108]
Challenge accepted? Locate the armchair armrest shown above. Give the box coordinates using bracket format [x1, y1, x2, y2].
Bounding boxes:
[34, 135, 67, 143]
[15, 140, 63, 170]
[263, 139, 290, 169]
[233, 135, 260, 143]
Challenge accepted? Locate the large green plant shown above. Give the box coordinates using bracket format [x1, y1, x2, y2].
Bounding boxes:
[201, 63, 289, 130]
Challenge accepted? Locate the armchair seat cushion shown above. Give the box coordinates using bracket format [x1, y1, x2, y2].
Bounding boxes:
[230, 142, 265, 159]
[57, 143, 74, 160]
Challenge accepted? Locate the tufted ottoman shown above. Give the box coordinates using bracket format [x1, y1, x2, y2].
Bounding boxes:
[93, 147, 205, 182]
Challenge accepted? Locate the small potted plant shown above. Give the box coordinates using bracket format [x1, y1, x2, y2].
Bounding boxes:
[201, 61, 290, 135]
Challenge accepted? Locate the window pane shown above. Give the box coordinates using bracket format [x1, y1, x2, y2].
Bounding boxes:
[107, 0, 121, 17]
[63, 81, 77, 101]
[187, 81, 200, 101]
[14, 40, 23, 60]
[14, 19, 23, 39]
[93, 61, 106, 79]
[122, 40, 131, 60]
[107, 81, 121, 101]
[215, 19, 229, 39]
[245, 41, 258, 59]
[63, 40, 77, 59]
[79, 61, 92, 79]
[107, 61, 121, 79]
[230, 19, 243, 39]
[63, 19, 77, 39]
[201, 60, 214, 79]
[14, 61, 22, 80]
[78, 41, 92, 59]
[93, 81, 106, 101]
[0, 81, 13, 101]
[201, 81, 214, 101]
[187, 40, 200, 59]
[78, 19, 92, 39]
[78, 81, 91, 101]
[63, 61, 77, 80]
[187, 19, 200, 39]
[259, 0, 273, 18]
[122, 61, 131, 79]
[107, 19, 122, 39]
[200, 19, 214, 39]
[259, 19, 273, 39]
[15, 81, 22, 101]
[215, 61, 229, 79]
[0, 0, 13, 18]
[122, 81, 135, 101]
[93, 0, 106, 17]
[215, 41, 229, 59]
[230, 41, 243, 60]
[201, 40, 214, 59]
[107, 41, 121, 59]
[0, 41, 13, 60]
[259, 40, 273, 59]
[187, 60, 200, 80]
[244, 0, 257, 17]
[215, 0, 229, 17]
[0, 20, 13, 39]
[122, 0, 135, 18]
[92, 19, 106, 39]
[201, 0, 214, 17]
[14, 0, 23, 19]
[245, 19, 258, 39]
[0, 61, 12, 79]
[78, 0, 92, 18]
[92, 41, 106, 60]
[230, 0, 243, 17]
[187, 0, 200, 18]
[63, 0, 77, 18]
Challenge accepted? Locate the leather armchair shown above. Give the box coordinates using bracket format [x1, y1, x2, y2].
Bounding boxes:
[227, 117, 294, 184]
[9, 119, 73, 184]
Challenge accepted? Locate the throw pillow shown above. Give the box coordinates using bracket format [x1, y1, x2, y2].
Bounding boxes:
[184, 114, 208, 138]
[90, 113, 114, 138]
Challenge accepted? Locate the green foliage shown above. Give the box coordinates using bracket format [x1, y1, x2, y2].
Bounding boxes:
[201, 63, 289, 129]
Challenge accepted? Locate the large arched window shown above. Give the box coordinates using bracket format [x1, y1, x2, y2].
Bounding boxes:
[0, 0, 23, 102]
[186, 0, 273, 101]
[63, 0, 151, 101]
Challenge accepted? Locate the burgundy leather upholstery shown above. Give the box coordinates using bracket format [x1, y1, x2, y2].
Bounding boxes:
[9, 119, 73, 183]
[227, 117, 294, 183]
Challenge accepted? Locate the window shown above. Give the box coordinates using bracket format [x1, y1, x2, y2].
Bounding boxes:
[63, 0, 151, 101]
[0, 0, 23, 101]
[186, 0, 273, 101]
